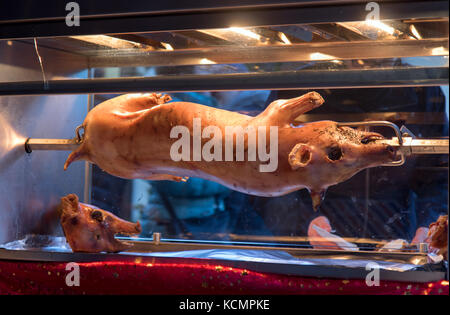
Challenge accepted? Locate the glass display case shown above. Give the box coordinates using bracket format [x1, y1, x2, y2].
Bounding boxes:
[0, 1, 448, 290]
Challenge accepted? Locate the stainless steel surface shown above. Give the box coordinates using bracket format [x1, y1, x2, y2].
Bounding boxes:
[24, 138, 80, 152]
[0, 235, 430, 261]
[0, 39, 88, 244]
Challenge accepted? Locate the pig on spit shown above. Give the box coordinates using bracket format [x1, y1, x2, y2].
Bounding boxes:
[64, 92, 397, 210]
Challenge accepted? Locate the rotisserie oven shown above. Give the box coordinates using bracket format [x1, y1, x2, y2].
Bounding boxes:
[0, 0, 448, 295]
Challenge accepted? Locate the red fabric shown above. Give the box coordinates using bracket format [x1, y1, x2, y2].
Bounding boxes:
[0, 257, 448, 295]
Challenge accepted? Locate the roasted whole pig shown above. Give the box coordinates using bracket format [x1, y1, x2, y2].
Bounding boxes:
[60, 194, 141, 253]
[64, 92, 397, 209]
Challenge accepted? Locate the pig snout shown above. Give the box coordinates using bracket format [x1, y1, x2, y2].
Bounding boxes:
[382, 142, 402, 162]
[386, 144, 396, 158]
[365, 143, 398, 164]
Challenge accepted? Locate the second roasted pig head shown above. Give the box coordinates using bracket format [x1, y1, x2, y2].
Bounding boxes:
[60, 194, 141, 253]
[288, 121, 398, 210]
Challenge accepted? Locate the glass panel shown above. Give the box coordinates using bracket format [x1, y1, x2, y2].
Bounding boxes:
[89, 86, 448, 253]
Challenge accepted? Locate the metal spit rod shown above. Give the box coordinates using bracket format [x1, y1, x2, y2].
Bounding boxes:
[25, 122, 449, 158]
[24, 125, 83, 153]
[24, 138, 80, 153]
[376, 137, 449, 155]
[24, 137, 449, 154]
[336, 121, 449, 167]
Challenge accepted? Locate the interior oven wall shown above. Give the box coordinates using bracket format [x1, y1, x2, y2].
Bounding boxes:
[0, 40, 88, 244]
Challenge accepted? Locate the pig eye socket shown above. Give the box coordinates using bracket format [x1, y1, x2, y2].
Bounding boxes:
[327, 146, 343, 161]
[90, 210, 104, 222]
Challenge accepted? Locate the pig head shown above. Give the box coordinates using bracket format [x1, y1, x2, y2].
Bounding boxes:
[60, 194, 141, 253]
[286, 121, 397, 209]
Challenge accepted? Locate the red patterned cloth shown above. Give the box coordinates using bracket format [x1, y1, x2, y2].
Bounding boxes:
[0, 257, 448, 295]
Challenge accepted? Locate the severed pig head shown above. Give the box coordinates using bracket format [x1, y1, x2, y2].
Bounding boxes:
[60, 194, 141, 253]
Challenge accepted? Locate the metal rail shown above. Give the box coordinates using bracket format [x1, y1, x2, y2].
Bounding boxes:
[0, 67, 448, 96]
[88, 39, 449, 67]
[0, 1, 447, 40]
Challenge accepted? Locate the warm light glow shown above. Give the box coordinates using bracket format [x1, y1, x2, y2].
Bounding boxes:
[310, 52, 338, 61]
[411, 258, 422, 265]
[310, 52, 332, 60]
[161, 42, 174, 51]
[431, 46, 448, 56]
[228, 27, 261, 41]
[410, 25, 422, 40]
[278, 32, 292, 45]
[0, 116, 26, 160]
[365, 20, 396, 35]
[441, 280, 449, 286]
[199, 58, 216, 65]
[69, 35, 142, 49]
[10, 134, 26, 147]
[310, 52, 342, 64]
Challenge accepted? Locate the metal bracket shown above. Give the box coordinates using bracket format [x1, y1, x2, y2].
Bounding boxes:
[336, 121, 449, 167]
[336, 121, 405, 166]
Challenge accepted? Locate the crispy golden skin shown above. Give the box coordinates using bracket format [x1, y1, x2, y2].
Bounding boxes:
[64, 92, 396, 210]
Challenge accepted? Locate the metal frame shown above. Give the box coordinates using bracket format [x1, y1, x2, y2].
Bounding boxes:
[0, 1, 448, 40]
[0, 67, 447, 96]
[87, 39, 449, 68]
[0, 1, 379, 23]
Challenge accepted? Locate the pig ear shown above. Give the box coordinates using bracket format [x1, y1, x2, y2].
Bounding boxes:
[288, 143, 313, 170]
[59, 194, 80, 217]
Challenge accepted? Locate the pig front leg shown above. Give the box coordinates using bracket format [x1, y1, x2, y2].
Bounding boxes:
[257, 91, 325, 127]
